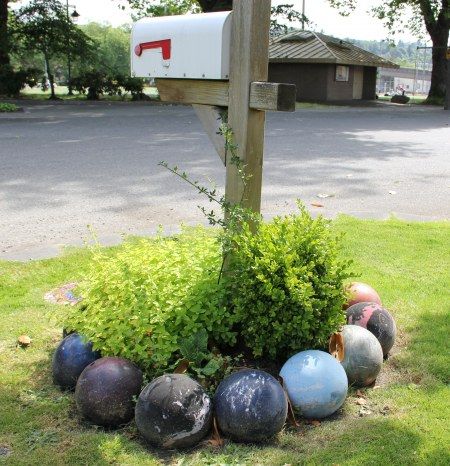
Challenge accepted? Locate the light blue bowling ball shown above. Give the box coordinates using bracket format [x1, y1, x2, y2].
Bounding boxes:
[280, 350, 348, 419]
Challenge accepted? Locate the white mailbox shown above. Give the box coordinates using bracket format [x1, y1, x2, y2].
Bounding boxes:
[131, 11, 232, 80]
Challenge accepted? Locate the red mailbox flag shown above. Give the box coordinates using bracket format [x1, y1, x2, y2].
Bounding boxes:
[134, 39, 171, 59]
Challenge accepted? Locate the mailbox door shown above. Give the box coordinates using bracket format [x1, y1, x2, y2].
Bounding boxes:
[131, 11, 232, 80]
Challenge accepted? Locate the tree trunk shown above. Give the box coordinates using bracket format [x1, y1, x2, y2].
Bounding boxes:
[44, 54, 56, 99]
[420, 0, 449, 103]
[0, 0, 9, 65]
[197, 0, 232, 12]
[427, 29, 449, 102]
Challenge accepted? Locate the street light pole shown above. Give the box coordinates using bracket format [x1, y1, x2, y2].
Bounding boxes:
[65, 0, 73, 95]
[445, 48, 450, 110]
[65, 2, 79, 95]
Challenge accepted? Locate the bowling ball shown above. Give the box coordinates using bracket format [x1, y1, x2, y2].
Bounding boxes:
[347, 302, 396, 356]
[52, 333, 100, 390]
[280, 350, 348, 419]
[345, 282, 381, 309]
[214, 369, 288, 442]
[75, 357, 143, 427]
[340, 325, 383, 387]
[135, 374, 212, 449]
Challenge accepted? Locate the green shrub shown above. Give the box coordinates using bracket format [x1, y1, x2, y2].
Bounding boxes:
[120, 76, 146, 100]
[0, 65, 42, 97]
[70, 72, 146, 100]
[223, 203, 352, 360]
[71, 71, 110, 100]
[65, 228, 235, 375]
[0, 103, 18, 112]
[66, 206, 351, 375]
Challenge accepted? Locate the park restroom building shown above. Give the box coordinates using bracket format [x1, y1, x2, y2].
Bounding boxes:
[269, 31, 398, 102]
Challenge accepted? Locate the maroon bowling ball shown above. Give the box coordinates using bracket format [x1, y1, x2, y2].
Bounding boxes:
[75, 357, 143, 427]
[347, 302, 396, 357]
[345, 282, 381, 309]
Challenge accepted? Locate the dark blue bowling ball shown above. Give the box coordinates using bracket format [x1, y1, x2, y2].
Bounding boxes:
[52, 333, 100, 390]
[214, 369, 288, 443]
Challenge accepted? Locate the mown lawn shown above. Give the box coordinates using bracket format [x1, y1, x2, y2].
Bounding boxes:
[18, 86, 160, 101]
[0, 217, 449, 466]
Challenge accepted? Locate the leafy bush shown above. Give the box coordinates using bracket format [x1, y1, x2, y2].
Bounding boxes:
[65, 228, 236, 375]
[223, 203, 352, 360]
[70, 72, 146, 100]
[0, 65, 42, 97]
[66, 206, 351, 375]
[71, 71, 112, 100]
[0, 103, 19, 112]
[120, 76, 147, 100]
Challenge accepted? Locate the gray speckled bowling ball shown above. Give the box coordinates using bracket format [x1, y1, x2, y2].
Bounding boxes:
[341, 325, 383, 387]
[135, 374, 212, 449]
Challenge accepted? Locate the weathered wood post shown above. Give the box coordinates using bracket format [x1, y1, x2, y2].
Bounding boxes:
[226, 0, 271, 213]
[131, 0, 296, 220]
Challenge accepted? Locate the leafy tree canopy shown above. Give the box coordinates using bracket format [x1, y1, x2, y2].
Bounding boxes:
[13, 0, 93, 98]
[117, 0, 307, 33]
[77, 23, 131, 76]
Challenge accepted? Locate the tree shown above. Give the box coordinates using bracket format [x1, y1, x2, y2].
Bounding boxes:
[14, 0, 93, 99]
[122, 0, 199, 17]
[118, 0, 306, 32]
[78, 23, 131, 76]
[328, 0, 449, 102]
[0, 0, 16, 65]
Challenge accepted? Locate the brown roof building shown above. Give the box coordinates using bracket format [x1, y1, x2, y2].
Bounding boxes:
[269, 31, 398, 102]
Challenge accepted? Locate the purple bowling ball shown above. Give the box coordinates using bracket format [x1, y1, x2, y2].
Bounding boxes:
[75, 357, 143, 427]
[52, 333, 100, 390]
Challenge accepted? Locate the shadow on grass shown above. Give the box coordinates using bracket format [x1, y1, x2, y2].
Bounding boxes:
[396, 310, 450, 384]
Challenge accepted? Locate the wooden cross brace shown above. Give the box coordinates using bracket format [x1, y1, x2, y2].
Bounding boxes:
[155, 0, 296, 215]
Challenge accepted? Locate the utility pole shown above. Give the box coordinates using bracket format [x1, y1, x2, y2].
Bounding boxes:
[416, 45, 432, 96]
[412, 44, 419, 97]
[302, 0, 305, 30]
[421, 45, 427, 93]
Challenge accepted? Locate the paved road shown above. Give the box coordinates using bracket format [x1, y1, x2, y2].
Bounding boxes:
[0, 100, 449, 260]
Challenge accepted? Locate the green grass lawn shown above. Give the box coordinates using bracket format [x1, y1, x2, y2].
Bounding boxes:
[19, 86, 160, 101]
[0, 217, 449, 465]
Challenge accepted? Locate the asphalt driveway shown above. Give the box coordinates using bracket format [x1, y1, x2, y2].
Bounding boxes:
[0, 100, 449, 260]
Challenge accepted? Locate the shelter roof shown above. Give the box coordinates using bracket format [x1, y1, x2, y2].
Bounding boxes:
[269, 31, 399, 68]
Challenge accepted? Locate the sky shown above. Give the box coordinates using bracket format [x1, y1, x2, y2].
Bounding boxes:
[61, 0, 422, 43]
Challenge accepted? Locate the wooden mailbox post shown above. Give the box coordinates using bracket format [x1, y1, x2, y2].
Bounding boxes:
[131, 0, 296, 215]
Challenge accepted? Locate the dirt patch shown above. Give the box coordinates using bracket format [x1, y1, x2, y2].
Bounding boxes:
[0, 445, 12, 457]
